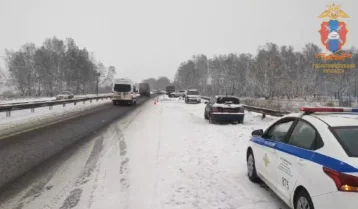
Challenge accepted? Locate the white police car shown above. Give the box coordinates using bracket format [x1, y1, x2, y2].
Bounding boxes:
[246, 107, 358, 209]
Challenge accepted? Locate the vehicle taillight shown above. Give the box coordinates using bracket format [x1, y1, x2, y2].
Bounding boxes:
[323, 167, 358, 192]
[211, 107, 220, 112]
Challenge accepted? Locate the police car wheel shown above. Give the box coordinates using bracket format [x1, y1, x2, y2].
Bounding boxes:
[295, 190, 314, 209]
[247, 152, 259, 182]
[204, 112, 209, 120]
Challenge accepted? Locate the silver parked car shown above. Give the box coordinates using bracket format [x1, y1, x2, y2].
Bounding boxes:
[56, 91, 74, 100]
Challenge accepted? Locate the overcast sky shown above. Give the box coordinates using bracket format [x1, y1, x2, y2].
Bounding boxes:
[0, 0, 357, 83]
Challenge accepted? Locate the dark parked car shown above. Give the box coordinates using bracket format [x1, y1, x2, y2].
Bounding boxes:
[204, 95, 245, 124]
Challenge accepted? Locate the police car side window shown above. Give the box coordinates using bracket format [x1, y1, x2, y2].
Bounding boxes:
[265, 120, 294, 142]
[287, 121, 320, 150]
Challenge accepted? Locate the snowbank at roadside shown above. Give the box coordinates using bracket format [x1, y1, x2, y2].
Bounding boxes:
[0, 98, 111, 138]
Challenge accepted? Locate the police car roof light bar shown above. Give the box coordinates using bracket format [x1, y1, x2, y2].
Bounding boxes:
[300, 107, 358, 113]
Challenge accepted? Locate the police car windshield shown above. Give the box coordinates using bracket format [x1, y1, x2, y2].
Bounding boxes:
[332, 127, 358, 157]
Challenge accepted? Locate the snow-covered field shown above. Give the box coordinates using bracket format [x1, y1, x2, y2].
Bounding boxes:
[0, 95, 288, 209]
[242, 97, 358, 113]
[0, 98, 111, 138]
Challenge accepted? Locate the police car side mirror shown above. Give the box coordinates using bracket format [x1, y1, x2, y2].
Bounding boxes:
[252, 129, 263, 136]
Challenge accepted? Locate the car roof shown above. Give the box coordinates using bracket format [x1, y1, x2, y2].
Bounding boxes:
[214, 95, 239, 99]
[309, 113, 358, 127]
[281, 112, 358, 127]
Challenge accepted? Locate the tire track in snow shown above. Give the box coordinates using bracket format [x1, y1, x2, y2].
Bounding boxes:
[150, 107, 163, 209]
[116, 125, 130, 209]
[43, 135, 104, 209]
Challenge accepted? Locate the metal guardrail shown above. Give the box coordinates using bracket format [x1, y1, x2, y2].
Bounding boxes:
[0, 95, 112, 117]
[201, 96, 290, 118]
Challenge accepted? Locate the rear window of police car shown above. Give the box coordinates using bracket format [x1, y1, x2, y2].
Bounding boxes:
[332, 127, 358, 157]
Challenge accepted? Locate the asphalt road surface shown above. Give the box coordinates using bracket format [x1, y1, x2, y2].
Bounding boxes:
[0, 96, 153, 209]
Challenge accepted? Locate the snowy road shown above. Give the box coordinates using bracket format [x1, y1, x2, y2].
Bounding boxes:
[0, 96, 288, 209]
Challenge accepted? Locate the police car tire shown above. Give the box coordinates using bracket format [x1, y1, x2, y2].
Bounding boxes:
[204, 112, 208, 120]
[247, 152, 260, 183]
[294, 189, 314, 209]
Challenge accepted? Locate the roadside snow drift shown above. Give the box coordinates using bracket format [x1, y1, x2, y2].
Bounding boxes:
[0, 98, 111, 138]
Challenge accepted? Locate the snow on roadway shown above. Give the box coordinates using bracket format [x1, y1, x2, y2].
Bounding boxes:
[115, 95, 288, 209]
[0, 95, 288, 209]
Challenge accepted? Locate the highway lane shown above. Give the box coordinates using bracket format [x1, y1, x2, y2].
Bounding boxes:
[0, 96, 154, 191]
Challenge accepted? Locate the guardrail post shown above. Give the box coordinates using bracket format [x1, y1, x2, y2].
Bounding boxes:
[49, 105, 53, 110]
[63, 103, 66, 107]
[96, 98, 99, 102]
[90, 99, 92, 103]
[6, 110, 11, 117]
[74, 101, 77, 106]
[31, 108, 35, 113]
[262, 113, 266, 119]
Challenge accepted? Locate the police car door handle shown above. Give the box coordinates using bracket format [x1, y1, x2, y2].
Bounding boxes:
[297, 159, 305, 166]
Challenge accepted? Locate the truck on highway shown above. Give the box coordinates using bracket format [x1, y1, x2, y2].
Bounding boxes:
[139, 83, 150, 97]
[112, 78, 137, 105]
[165, 85, 175, 97]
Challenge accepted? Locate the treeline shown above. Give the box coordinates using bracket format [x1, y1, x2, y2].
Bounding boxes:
[174, 43, 358, 100]
[142, 76, 171, 90]
[4, 37, 116, 97]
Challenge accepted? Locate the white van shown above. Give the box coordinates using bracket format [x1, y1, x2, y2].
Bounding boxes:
[112, 78, 137, 105]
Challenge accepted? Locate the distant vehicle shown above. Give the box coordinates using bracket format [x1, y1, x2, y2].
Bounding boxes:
[170, 90, 186, 98]
[166, 86, 175, 97]
[152, 90, 161, 94]
[139, 83, 150, 97]
[247, 107, 358, 209]
[56, 91, 74, 100]
[112, 78, 137, 105]
[204, 95, 244, 124]
[185, 89, 201, 103]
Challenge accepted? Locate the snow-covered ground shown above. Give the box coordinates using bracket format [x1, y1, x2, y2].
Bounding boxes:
[118, 96, 287, 209]
[0, 98, 111, 138]
[0, 95, 288, 209]
[0, 93, 113, 105]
